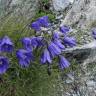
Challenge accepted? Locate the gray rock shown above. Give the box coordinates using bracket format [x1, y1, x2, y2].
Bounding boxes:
[0, 0, 39, 29]
[52, 0, 74, 11]
[61, 0, 96, 29]
[64, 40, 96, 64]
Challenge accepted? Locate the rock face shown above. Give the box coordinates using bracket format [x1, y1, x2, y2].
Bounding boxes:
[0, 0, 39, 31]
[61, 0, 96, 29]
[52, 0, 74, 11]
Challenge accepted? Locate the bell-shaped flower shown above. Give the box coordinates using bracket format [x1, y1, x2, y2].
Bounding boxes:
[31, 36, 43, 48]
[41, 49, 52, 64]
[53, 32, 60, 39]
[48, 42, 61, 58]
[31, 37, 38, 48]
[16, 49, 33, 68]
[59, 56, 70, 69]
[0, 56, 9, 74]
[60, 25, 70, 34]
[53, 39, 65, 50]
[22, 37, 32, 51]
[0, 36, 13, 53]
[30, 21, 41, 31]
[38, 16, 50, 27]
[63, 37, 76, 47]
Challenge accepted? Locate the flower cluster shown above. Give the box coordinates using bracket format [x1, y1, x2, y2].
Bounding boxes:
[21, 16, 77, 70]
[0, 36, 13, 74]
[0, 16, 77, 74]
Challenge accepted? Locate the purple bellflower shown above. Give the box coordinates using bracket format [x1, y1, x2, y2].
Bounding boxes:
[60, 25, 70, 34]
[38, 16, 50, 27]
[31, 21, 41, 31]
[31, 37, 38, 48]
[63, 36, 76, 47]
[59, 56, 70, 69]
[53, 39, 65, 50]
[0, 56, 9, 74]
[92, 28, 96, 39]
[36, 37, 44, 47]
[22, 37, 32, 51]
[48, 42, 61, 58]
[0, 36, 13, 53]
[16, 49, 33, 68]
[41, 49, 52, 64]
[31, 36, 43, 48]
[53, 32, 60, 39]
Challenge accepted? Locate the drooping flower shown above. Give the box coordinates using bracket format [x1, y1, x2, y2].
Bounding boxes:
[59, 56, 70, 69]
[63, 37, 76, 47]
[22, 37, 32, 51]
[48, 42, 61, 58]
[41, 49, 52, 64]
[31, 37, 38, 48]
[38, 16, 50, 27]
[53, 32, 60, 39]
[36, 37, 44, 47]
[0, 36, 13, 53]
[31, 21, 41, 31]
[31, 36, 43, 48]
[60, 25, 70, 34]
[0, 56, 9, 74]
[16, 49, 33, 68]
[53, 39, 65, 50]
[92, 28, 96, 39]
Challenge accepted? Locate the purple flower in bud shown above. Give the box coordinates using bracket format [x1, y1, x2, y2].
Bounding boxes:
[92, 28, 96, 39]
[59, 56, 70, 69]
[41, 49, 52, 64]
[63, 37, 76, 47]
[60, 25, 70, 34]
[22, 37, 32, 51]
[48, 42, 61, 58]
[38, 16, 50, 27]
[31, 21, 41, 31]
[0, 56, 9, 74]
[0, 36, 13, 53]
[53, 39, 65, 50]
[53, 32, 59, 39]
[16, 49, 33, 68]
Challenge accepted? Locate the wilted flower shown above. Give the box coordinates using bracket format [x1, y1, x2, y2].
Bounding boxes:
[59, 56, 70, 69]
[60, 25, 70, 34]
[22, 37, 32, 51]
[0, 56, 9, 74]
[63, 37, 76, 47]
[48, 42, 61, 58]
[31, 21, 41, 31]
[38, 16, 49, 27]
[41, 49, 52, 64]
[0, 36, 13, 53]
[53, 39, 65, 50]
[16, 49, 33, 68]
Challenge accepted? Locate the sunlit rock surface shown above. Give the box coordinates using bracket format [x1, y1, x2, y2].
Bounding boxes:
[61, 0, 96, 29]
[52, 0, 74, 11]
